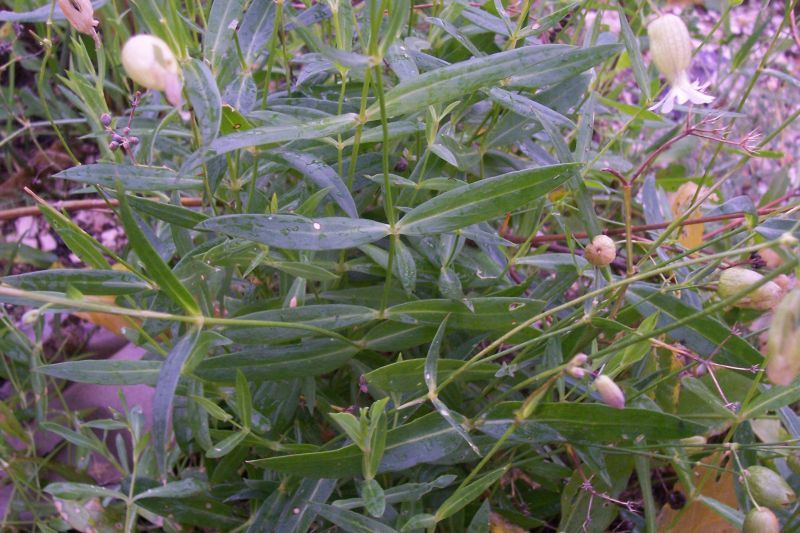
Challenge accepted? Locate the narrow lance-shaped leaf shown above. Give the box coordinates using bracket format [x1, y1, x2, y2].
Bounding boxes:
[434, 467, 506, 522]
[198, 214, 390, 251]
[153, 329, 201, 479]
[397, 163, 577, 235]
[184, 59, 222, 146]
[276, 150, 358, 218]
[117, 187, 199, 315]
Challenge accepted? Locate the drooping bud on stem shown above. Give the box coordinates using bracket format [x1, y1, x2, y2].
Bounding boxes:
[121, 35, 184, 111]
[743, 507, 781, 533]
[57, 0, 100, 46]
[718, 268, 782, 311]
[585, 235, 616, 267]
[746, 466, 796, 508]
[594, 374, 625, 409]
[766, 289, 800, 386]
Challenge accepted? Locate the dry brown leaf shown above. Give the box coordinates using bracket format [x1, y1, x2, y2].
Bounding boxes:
[657, 454, 740, 533]
[669, 183, 716, 250]
[73, 295, 136, 337]
[490, 512, 527, 533]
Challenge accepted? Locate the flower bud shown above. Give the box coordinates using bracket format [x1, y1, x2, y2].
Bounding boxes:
[565, 353, 588, 379]
[594, 375, 625, 409]
[746, 466, 796, 508]
[743, 507, 781, 533]
[121, 35, 183, 109]
[718, 268, 782, 311]
[585, 235, 616, 267]
[787, 452, 800, 475]
[57, 0, 100, 46]
[766, 289, 800, 386]
[100, 113, 112, 127]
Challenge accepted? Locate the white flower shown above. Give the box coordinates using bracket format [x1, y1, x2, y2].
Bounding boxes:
[647, 14, 714, 113]
[57, 0, 100, 46]
[121, 35, 183, 109]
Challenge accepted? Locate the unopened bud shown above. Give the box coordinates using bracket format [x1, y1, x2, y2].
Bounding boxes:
[57, 0, 100, 45]
[594, 374, 625, 409]
[108, 141, 119, 150]
[121, 34, 183, 108]
[787, 452, 800, 475]
[760, 248, 784, 269]
[100, 113, 112, 127]
[565, 353, 588, 379]
[746, 466, 796, 508]
[129, 136, 140, 145]
[766, 289, 800, 386]
[585, 235, 616, 267]
[679, 435, 706, 455]
[21, 309, 41, 325]
[778, 232, 798, 248]
[743, 507, 781, 533]
[718, 268, 782, 311]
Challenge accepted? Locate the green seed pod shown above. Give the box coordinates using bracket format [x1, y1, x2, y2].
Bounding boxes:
[787, 453, 800, 475]
[743, 507, 781, 533]
[718, 268, 782, 311]
[766, 289, 800, 386]
[747, 466, 796, 508]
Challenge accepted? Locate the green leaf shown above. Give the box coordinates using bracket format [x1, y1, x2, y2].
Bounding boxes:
[617, 7, 650, 101]
[208, 113, 359, 156]
[133, 478, 207, 501]
[396, 164, 576, 235]
[424, 316, 449, 393]
[489, 403, 705, 441]
[135, 493, 243, 529]
[434, 467, 505, 522]
[221, 305, 376, 344]
[235, 370, 252, 429]
[251, 412, 468, 478]
[37, 360, 161, 385]
[56, 164, 203, 191]
[206, 430, 249, 458]
[366, 359, 497, 394]
[466, 500, 491, 533]
[360, 478, 386, 518]
[330, 412, 364, 448]
[386, 298, 544, 331]
[39, 203, 110, 270]
[2, 269, 151, 296]
[628, 284, 762, 367]
[266, 260, 340, 281]
[205, 0, 245, 70]
[45, 482, 126, 501]
[309, 503, 398, 533]
[184, 59, 222, 145]
[372, 44, 620, 118]
[117, 189, 199, 315]
[198, 214, 390, 251]
[755, 218, 800, 241]
[741, 381, 800, 420]
[153, 329, 202, 479]
[195, 338, 360, 382]
[126, 196, 209, 228]
[276, 150, 358, 218]
[334, 476, 457, 510]
[40, 422, 105, 454]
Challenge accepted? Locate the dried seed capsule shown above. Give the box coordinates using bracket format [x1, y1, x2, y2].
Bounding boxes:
[743, 507, 781, 533]
[746, 466, 796, 508]
[121, 34, 183, 108]
[584, 235, 616, 267]
[594, 374, 625, 409]
[718, 268, 782, 311]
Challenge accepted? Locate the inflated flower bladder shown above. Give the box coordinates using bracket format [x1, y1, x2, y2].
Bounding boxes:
[647, 13, 714, 113]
